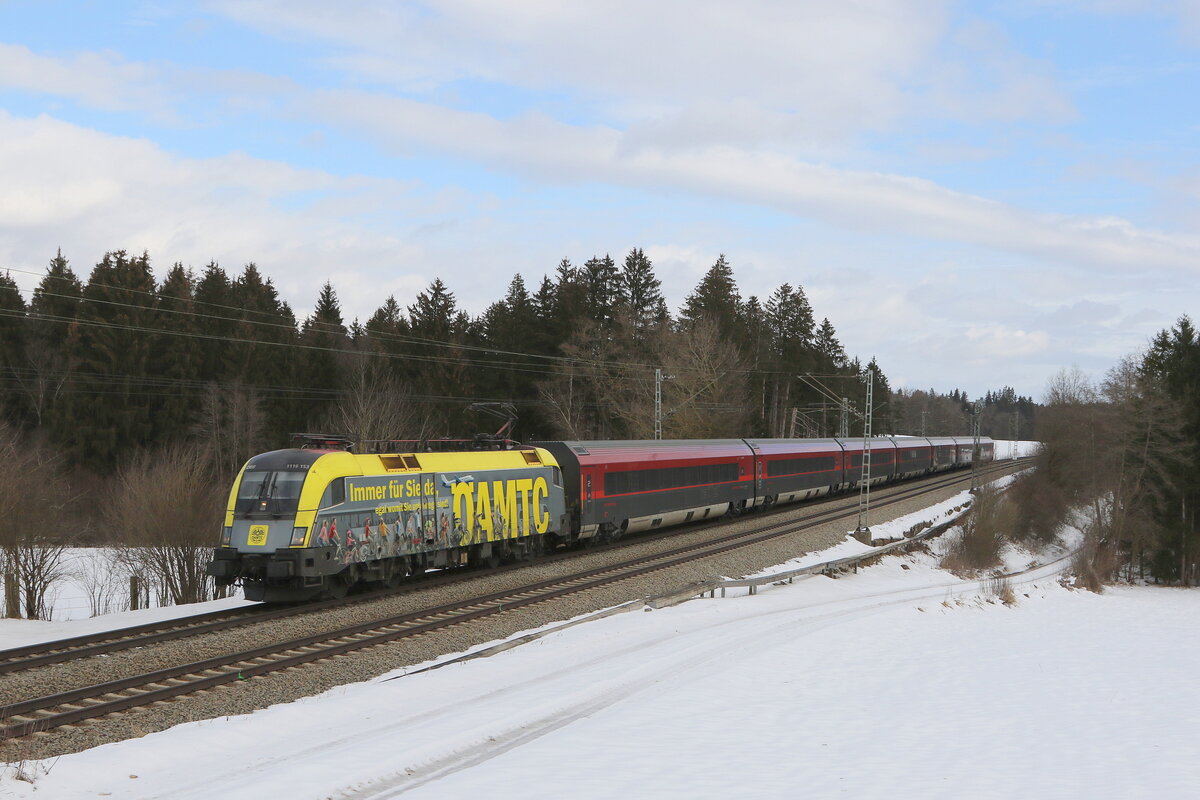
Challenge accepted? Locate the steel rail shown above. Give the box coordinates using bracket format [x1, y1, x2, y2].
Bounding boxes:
[0, 460, 1020, 676]
[0, 459, 1020, 741]
[0, 461, 1013, 673]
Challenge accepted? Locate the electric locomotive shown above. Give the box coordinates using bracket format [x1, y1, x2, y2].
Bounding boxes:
[207, 435, 567, 601]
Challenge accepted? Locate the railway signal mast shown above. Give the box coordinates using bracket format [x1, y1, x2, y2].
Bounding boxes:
[654, 368, 674, 440]
[854, 364, 875, 542]
[970, 400, 982, 492]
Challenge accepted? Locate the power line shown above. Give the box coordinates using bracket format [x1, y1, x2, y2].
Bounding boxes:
[6, 265, 702, 375]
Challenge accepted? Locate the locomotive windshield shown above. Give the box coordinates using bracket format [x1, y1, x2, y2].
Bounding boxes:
[235, 469, 306, 517]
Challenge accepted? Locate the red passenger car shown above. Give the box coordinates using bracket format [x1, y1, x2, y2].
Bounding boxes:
[744, 438, 845, 506]
[891, 437, 934, 478]
[536, 440, 755, 540]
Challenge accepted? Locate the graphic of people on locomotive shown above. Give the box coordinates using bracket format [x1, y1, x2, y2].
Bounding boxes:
[207, 426, 994, 603]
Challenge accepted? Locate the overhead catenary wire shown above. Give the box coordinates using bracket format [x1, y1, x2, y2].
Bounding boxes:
[4, 264, 863, 381]
[6, 265, 720, 375]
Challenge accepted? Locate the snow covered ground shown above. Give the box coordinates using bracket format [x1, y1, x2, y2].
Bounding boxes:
[4, 458, 1195, 800]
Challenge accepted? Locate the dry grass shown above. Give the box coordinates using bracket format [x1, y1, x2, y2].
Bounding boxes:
[986, 574, 1017, 605]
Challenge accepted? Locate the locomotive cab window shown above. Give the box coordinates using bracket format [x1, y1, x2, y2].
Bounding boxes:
[235, 470, 306, 516]
[320, 478, 346, 509]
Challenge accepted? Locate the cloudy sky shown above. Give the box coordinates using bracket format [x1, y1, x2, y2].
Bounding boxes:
[1, 1, 1198, 399]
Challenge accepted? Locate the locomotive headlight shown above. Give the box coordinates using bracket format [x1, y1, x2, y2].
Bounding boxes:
[220, 526, 232, 547]
[290, 526, 309, 546]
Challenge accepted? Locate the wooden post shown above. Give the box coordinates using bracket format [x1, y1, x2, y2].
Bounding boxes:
[130, 575, 140, 611]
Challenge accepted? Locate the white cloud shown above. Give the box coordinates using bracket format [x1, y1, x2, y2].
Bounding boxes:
[964, 324, 1051, 357]
[0, 112, 459, 318]
[210, 0, 1073, 144]
[0, 43, 177, 121]
[297, 89, 1200, 276]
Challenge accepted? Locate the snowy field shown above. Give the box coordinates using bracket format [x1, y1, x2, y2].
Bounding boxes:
[4, 449, 1196, 799]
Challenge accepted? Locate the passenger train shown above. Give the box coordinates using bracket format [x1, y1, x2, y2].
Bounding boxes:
[207, 434, 995, 602]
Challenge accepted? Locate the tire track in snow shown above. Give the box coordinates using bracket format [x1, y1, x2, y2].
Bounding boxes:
[334, 551, 1076, 798]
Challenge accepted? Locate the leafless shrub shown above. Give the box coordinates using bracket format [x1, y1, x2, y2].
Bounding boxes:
[941, 486, 1011, 574]
[105, 444, 226, 606]
[73, 548, 131, 616]
[1008, 471, 1071, 544]
[0, 423, 76, 619]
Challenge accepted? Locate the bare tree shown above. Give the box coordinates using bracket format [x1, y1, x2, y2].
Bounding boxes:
[13, 335, 76, 429]
[538, 315, 750, 440]
[192, 381, 268, 478]
[1028, 363, 1185, 586]
[318, 355, 431, 443]
[106, 444, 226, 606]
[658, 318, 749, 439]
[537, 318, 617, 440]
[0, 424, 74, 619]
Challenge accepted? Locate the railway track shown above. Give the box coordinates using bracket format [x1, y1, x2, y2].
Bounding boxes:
[0, 461, 1018, 677]
[0, 459, 1021, 742]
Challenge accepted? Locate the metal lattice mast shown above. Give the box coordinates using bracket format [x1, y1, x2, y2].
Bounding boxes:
[970, 400, 982, 491]
[654, 368, 663, 440]
[839, 397, 849, 439]
[855, 366, 874, 536]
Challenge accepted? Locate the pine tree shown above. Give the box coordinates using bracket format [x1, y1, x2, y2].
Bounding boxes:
[552, 259, 588, 340]
[363, 295, 409, 356]
[739, 295, 771, 434]
[409, 279, 470, 434]
[679, 254, 742, 340]
[230, 264, 301, 437]
[0, 272, 28, 425]
[528, 275, 562, 358]
[1141, 315, 1200, 582]
[26, 251, 82, 430]
[620, 248, 667, 343]
[29, 250, 81, 351]
[814, 317, 846, 369]
[581, 255, 623, 328]
[474, 275, 540, 416]
[193, 262, 235, 383]
[298, 281, 349, 425]
[151, 263, 198, 442]
[65, 250, 158, 465]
